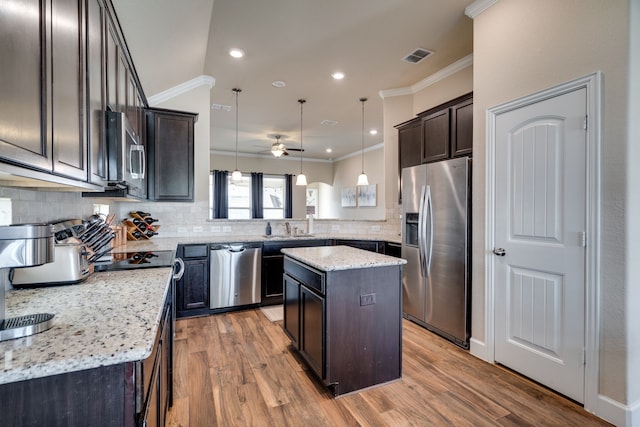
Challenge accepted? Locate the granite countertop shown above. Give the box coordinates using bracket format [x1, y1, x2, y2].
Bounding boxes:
[119, 233, 402, 252]
[281, 245, 406, 272]
[0, 267, 171, 385]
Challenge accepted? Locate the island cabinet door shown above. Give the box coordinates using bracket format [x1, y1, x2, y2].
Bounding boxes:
[300, 285, 325, 380]
[283, 273, 300, 348]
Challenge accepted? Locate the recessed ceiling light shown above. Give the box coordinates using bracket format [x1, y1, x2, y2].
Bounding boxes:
[229, 48, 245, 58]
[369, 129, 378, 135]
[326, 148, 332, 153]
[331, 71, 345, 80]
[272, 80, 286, 88]
[321, 119, 338, 126]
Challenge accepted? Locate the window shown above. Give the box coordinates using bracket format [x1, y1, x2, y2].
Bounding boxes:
[263, 175, 286, 219]
[209, 171, 291, 219]
[227, 175, 252, 219]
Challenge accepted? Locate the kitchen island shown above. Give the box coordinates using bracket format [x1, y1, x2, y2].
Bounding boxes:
[0, 267, 173, 427]
[281, 245, 406, 396]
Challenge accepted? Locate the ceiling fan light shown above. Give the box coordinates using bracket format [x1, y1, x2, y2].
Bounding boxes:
[296, 173, 308, 186]
[357, 172, 369, 186]
[272, 148, 284, 157]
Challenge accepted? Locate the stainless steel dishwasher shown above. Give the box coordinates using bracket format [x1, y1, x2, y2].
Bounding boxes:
[210, 242, 262, 309]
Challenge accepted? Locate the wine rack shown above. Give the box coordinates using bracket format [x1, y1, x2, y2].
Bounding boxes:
[123, 211, 160, 240]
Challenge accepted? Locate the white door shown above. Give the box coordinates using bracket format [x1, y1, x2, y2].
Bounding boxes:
[493, 88, 587, 403]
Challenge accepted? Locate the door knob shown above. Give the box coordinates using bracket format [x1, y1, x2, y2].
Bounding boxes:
[493, 248, 506, 256]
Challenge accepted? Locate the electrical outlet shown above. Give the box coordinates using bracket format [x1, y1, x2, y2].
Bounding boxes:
[223, 226, 232, 233]
[210, 226, 221, 233]
[360, 293, 376, 306]
[371, 225, 381, 232]
[193, 226, 203, 233]
[177, 226, 188, 233]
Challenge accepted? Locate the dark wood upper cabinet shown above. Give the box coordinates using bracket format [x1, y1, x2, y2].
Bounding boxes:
[146, 109, 197, 202]
[51, 0, 87, 181]
[86, 0, 108, 185]
[105, 16, 118, 112]
[421, 109, 451, 163]
[451, 96, 474, 157]
[0, 0, 51, 171]
[396, 92, 473, 171]
[397, 118, 422, 170]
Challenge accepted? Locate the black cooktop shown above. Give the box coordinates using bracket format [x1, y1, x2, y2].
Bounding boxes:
[93, 250, 175, 271]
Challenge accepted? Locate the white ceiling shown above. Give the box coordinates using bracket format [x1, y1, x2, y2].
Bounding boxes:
[112, 0, 474, 160]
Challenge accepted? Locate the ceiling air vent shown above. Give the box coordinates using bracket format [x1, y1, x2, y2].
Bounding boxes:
[402, 48, 433, 64]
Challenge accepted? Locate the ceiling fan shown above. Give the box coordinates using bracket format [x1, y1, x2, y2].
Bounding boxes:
[267, 134, 303, 158]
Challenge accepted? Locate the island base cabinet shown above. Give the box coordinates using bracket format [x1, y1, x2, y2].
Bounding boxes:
[300, 285, 325, 379]
[283, 273, 300, 348]
[283, 257, 402, 396]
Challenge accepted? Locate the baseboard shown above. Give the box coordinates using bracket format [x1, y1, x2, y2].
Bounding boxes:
[589, 394, 640, 427]
[469, 337, 489, 361]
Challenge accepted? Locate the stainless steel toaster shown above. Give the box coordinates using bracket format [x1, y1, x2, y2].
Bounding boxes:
[10, 243, 92, 287]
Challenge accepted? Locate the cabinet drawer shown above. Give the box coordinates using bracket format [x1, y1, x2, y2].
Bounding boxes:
[182, 244, 208, 259]
[284, 258, 325, 295]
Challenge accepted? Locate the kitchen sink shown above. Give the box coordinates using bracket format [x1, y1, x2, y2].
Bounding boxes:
[262, 234, 314, 239]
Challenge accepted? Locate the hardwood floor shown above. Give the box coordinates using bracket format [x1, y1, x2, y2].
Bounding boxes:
[167, 309, 610, 427]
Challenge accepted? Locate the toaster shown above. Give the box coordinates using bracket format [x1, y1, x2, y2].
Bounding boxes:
[10, 243, 92, 287]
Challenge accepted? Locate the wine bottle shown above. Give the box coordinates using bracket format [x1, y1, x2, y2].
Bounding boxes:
[144, 217, 158, 224]
[145, 230, 158, 238]
[131, 230, 142, 239]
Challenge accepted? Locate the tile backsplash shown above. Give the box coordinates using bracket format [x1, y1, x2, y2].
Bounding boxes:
[1, 187, 402, 238]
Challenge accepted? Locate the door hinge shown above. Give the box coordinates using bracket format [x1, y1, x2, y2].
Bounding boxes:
[582, 348, 587, 365]
[583, 115, 588, 130]
[579, 231, 587, 248]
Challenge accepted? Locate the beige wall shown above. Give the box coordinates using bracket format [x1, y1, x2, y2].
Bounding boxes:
[626, 0, 640, 408]
[472, 0, 630, 410]
[413, 65, 474, 113]
[331, 147, 385, 220]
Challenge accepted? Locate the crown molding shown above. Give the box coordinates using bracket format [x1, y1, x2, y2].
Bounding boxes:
[379, 54, 473, 99]
[465, 0, 499, 19]
[148, 75, 215, 106]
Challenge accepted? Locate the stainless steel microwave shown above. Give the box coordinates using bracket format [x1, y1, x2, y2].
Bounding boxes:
[105, 111, 147, 199]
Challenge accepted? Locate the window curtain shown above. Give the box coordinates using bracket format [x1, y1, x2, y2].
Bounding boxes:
[251, 172, 263, 218]
[284, 174, 293, 218]
[211, 170, 228, 219]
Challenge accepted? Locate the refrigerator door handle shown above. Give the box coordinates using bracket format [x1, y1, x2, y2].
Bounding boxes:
[425, 185, 434, 275]
[418, 185, 427, 277]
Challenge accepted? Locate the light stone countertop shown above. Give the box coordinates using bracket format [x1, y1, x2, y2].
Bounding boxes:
[117, 233, 402, 252]
[281, 245, 406, 272]
[0, 267, 171, 385]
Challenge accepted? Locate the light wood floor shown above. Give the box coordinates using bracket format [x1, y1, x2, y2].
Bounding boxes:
[167, 309, 610, 427]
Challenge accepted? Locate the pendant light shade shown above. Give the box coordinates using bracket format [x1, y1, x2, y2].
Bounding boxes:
[357, 97, 369, 186]
[231, 88, 242, 181]
[296, 99, 307, 186]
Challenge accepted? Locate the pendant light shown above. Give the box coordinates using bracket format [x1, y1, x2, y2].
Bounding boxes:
[231, 88, 242, 181]
[296, 99, 308, 186]
[357, 97, 369, 186]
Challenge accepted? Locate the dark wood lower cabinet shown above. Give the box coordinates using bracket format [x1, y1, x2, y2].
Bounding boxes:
[261, 239, 329, 306]
[176, 244, 209, 318]
[283, 256, 402, 396]
[0, 283, 174, 427]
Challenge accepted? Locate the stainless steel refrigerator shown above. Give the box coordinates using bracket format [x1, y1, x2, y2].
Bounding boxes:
[401, 157, 471, 348]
